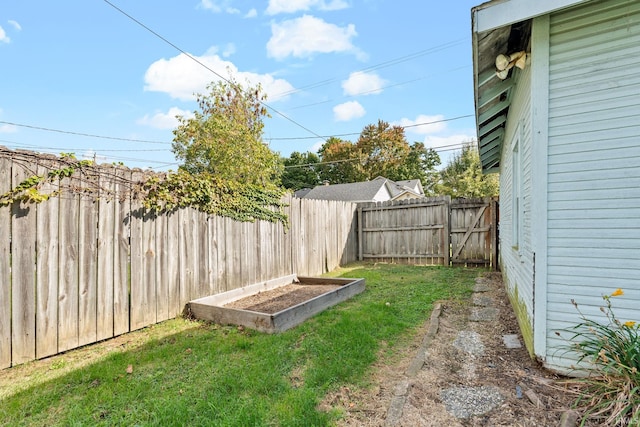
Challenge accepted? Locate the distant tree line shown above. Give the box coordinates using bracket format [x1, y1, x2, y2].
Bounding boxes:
[171, 78, 498, 205]
[281, 124, 498, 199]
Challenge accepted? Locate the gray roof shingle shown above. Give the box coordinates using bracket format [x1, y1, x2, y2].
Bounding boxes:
[302, 179, 388, 202]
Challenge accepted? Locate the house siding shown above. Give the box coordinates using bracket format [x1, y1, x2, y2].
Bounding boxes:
[499, 64, 536, 353]
[372, 185, 392, 202]
[545, 0, 640, 370]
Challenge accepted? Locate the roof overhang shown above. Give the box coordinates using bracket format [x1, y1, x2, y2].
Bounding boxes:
[471, 0, 591, 173]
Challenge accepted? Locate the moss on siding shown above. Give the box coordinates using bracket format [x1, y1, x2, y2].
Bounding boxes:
[502, 269, 535, 358]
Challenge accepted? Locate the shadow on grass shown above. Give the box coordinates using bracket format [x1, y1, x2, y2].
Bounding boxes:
[0, 264, 478, 427]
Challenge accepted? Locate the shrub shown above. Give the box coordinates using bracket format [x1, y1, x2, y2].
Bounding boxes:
[561, 289, 640, 426]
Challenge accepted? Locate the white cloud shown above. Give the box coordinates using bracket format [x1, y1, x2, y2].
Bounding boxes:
[0, 123, 17, 133]
[333, 101, 365, 122]
[342, 72, 386, 96]
[144, 50, 295, 102]
[137, 107, 194, 130]
[8, 20, 21, 31]
[199, 0, 240, 14]
[309, 140, 325, 153]
[266, 0, 348, 15]
[222, 43, 236, 57]
[267, 15, 360, 60]
[0, 26, 10, 44]
[395, 114, 448, 135]
[0, 109, 16, 132]
[245, 8, 258, 18]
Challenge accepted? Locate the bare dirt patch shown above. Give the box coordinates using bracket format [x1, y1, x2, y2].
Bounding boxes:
[328, 272, 579, 426]
[225, 284, 341, 314]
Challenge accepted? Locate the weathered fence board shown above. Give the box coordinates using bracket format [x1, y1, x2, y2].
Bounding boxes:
[58, 173, 80, 353]
[113, 167, 130, 337]
[358, 197, 495, 267]
[11, 158, 37, 364]
[166, 211, 181, 318]
[97, 167, 115, 342]
[155, 211, 169, 323]
[213, 215, 227, 294]
[79, 189, 98, 347]
[35, 159, 60, 359]
[450, 199, 494, 266]
[197, 212, 209, 297]
[0, 154, 11, 368]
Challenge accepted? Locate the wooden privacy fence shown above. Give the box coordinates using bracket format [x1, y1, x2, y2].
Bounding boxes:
[0, 148, 358, 368]
[357, 197, 497, 267]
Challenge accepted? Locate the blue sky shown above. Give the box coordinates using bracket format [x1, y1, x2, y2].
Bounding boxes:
[0, 0, 480, 170]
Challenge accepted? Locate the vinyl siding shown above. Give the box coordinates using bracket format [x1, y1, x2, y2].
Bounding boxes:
[372, 185, 392, 202]
[545, 0, 640, 370]
[499, 64, 536, 352]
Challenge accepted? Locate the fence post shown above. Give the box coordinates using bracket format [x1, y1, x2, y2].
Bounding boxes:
[491, 197, 499, 270]
[443, 196, 451, 266]
[357, 206, 363, 261]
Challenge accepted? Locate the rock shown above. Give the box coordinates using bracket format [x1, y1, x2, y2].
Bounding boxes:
[440, 386, 505, 419]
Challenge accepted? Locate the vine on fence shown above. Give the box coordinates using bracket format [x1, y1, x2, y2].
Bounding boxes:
[0, 153, 288, 225]
[0, 153, 94, 206]
[140, 170, 287, 224]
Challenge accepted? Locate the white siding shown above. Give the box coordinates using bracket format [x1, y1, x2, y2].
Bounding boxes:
[546, 0, 640, 370]
[499, 64, 536, 349]
[372, 185, 392, 202]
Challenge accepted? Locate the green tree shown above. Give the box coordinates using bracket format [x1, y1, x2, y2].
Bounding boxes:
[172, 77, 282, 188]
[280, 151, 322, 190]
[317, 120, 441, 190]
[436, 141, 499, 198]
[317, 136, 363, 184]
[393, 142, 441, 196]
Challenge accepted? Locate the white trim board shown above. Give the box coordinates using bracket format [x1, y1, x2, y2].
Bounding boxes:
[530, 15, 550, 360]
[473, 0, 591, 33]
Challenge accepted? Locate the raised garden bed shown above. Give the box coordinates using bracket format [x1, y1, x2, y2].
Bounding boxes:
[187, 274, 365, 333]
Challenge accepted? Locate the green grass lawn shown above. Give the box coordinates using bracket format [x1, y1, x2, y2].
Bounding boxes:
[0, 263, 478, 427]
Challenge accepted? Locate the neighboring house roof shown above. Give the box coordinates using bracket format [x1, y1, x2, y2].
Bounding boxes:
[394, 179, 424, 196]
[293, 188, 312, 198]
[302, 176, 423, 203]
[471, 0, 593, 173]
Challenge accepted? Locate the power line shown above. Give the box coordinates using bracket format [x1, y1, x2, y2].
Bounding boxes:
[2, 113, 473, 151]
[267, 114, 474, 141]
[284, 65, 470, 112]
[0, 120, 172, 144]
[0, 139, 170, 152]
[103, 0, 327, 143]
[282, 140, 475, 169]
[274, 38, 468, 98]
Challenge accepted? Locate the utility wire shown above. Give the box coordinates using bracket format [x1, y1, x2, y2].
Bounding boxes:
[285, 65, 470, 112]
[275, 38, 467, 98]
[0, 139, 170, 152]
[267, 114, 474, 141]
[103, 0, 327, 142]
[3, 114, 473, 150]
[0, 120, 171, 144]
[282, 140, 476, 169]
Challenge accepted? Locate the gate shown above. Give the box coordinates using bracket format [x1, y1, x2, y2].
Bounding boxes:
[358, 197, 498, 268]
[450, 198, 497, 266]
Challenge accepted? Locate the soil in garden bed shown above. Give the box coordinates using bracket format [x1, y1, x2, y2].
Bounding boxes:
[224, 283, 342, 314]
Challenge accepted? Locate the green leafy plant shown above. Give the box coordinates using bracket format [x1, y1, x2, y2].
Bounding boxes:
[140, 170, 287, 224]
[1, 153, 288, 225]
[0, 153, 93, 207]
[561, 289, 640, 426]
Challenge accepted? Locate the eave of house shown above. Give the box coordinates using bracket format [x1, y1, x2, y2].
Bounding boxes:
[471, 0, 592, 173]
